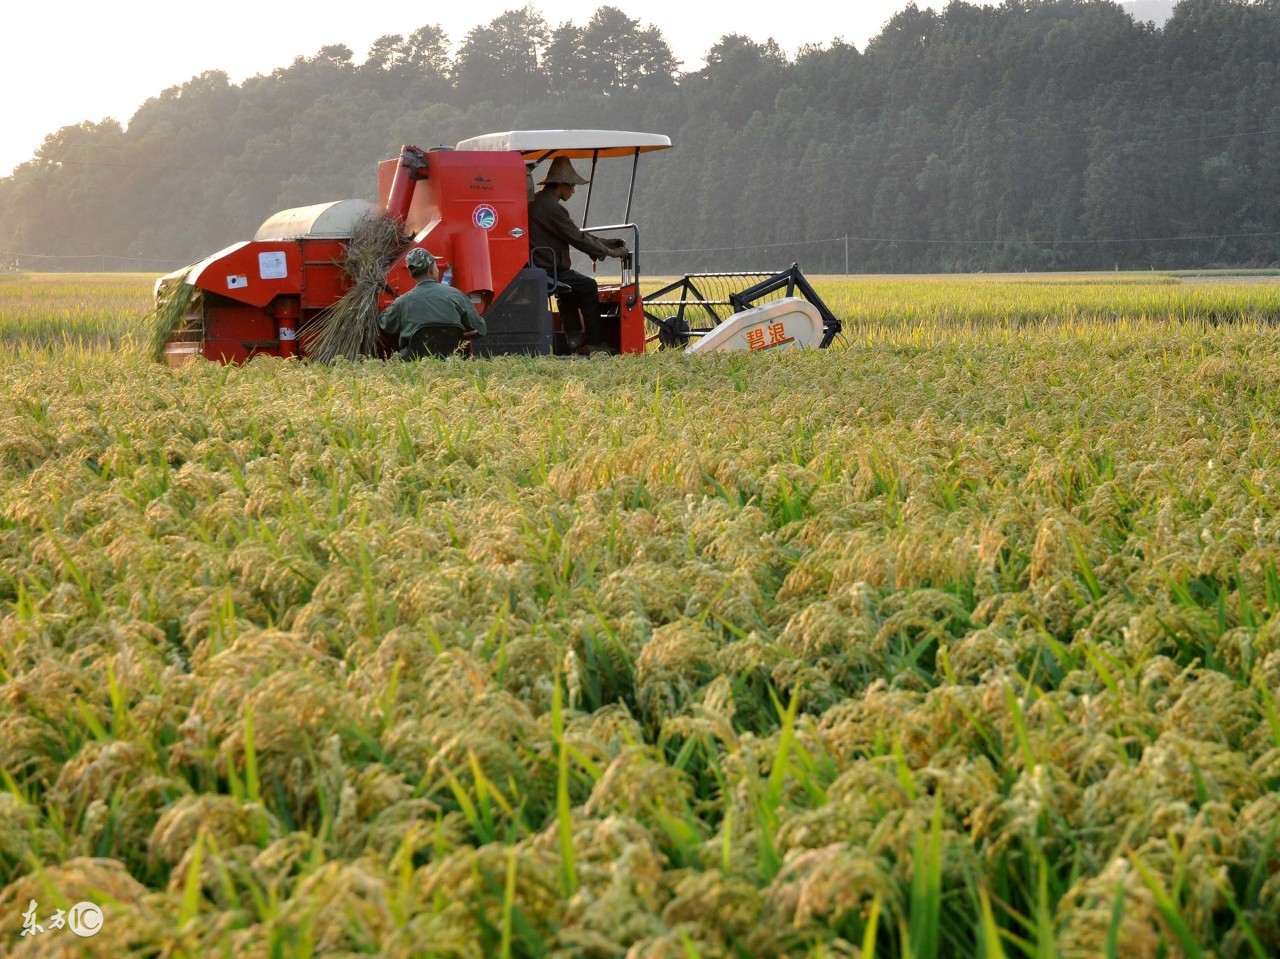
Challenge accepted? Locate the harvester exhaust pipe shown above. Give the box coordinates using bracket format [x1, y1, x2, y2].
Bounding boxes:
[384, 146, 428, 227]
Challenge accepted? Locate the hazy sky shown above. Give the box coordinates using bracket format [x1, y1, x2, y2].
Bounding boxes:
[0, 1, 1002, 177]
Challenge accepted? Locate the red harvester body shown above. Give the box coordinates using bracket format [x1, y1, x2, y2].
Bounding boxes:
[157, 132, 659, 364]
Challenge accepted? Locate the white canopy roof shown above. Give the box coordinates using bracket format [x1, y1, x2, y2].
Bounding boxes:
[455, 129, 672, 160]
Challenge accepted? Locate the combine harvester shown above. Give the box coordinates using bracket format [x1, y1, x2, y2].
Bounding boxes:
[156, 130, 841, 363]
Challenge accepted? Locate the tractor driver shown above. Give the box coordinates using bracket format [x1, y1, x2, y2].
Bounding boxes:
[378, 248, 487, 359]
[528, 157, 628, 353]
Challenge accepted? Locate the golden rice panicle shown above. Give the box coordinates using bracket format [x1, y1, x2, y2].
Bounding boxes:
[536, 817, 670, 956]
[765, 844, 896, 932]
[777, 598, 874, 662]
[586, 745, 697, 827]
[0, 793, 64, 875]
[660, 870, 766, 951]
[147, 795, 279, 870]
[633, 621, 719, 726]
[414, 845, 565, 942]
[817, 680, 933, 766]
[942, 626, 1018, 682]
[271, 859, 399, 954]
[1056, 857, 1165, 959]
[496, 632, 562, 713]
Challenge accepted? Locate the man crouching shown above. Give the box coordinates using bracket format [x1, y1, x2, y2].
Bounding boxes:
[378, 247, 486, 359]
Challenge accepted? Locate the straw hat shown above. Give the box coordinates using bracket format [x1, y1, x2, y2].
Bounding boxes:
[539, 157, 590, 186]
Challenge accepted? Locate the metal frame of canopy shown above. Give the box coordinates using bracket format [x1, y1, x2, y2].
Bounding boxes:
[456, 129, 672, 227]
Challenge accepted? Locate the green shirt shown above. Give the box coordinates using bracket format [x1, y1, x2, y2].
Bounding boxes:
[377, 278, 487, 347]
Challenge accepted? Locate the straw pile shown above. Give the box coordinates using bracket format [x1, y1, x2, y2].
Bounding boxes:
[302, 212, 408, 362]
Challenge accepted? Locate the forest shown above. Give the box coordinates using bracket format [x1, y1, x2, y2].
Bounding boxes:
[1, 0, 1278, 274]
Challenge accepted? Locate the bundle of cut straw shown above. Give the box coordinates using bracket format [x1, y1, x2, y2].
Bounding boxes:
[302, 212, 408, 362]
[143, 269, 196, 362]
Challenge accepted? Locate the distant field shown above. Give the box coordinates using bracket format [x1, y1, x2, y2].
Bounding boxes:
[2, 272, 1279, 957]
[5, 270, 1278, 351]
[0, 272, 153, 349]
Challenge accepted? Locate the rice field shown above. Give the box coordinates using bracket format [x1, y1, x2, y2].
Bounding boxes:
[1, 271, 1279, 957]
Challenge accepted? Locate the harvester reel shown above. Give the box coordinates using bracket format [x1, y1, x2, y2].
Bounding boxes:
[655, 316, 691, 349]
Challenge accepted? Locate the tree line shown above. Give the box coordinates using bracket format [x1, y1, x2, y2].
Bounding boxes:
[2, 0, 1278, 275]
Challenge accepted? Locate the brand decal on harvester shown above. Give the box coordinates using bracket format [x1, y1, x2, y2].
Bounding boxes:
[472, 204, 498, 230]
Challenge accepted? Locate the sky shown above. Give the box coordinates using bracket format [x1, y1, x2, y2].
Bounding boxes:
[0, 1, 1001, 178]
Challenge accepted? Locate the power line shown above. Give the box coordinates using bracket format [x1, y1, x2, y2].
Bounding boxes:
[650, 237, 840, 254]
[7, 159, 191, 172]
[1, 251, 191, 264]
[649, 229, 1280, 255]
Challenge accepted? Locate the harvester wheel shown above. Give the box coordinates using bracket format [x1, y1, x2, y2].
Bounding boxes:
[657, 316, 691, 350]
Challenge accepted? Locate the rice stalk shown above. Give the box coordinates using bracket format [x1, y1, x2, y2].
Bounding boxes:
[552, 673, 578, 896]
[978, 887, 1008, 959]
[302, 212, 407, 363]
[906, 798, 944, 959]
